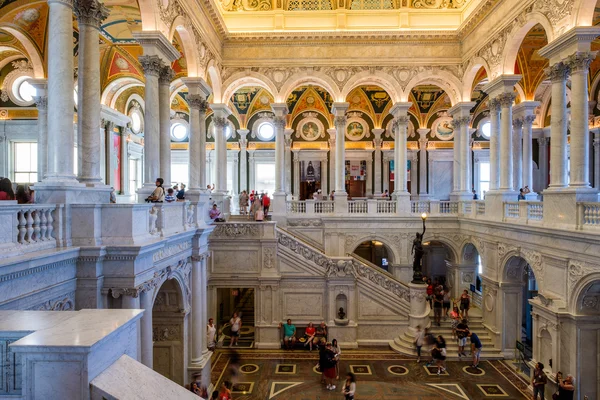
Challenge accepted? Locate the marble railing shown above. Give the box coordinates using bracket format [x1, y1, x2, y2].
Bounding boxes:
[502, 201, 544, 224]
[0, 204, 58, 259]
[277, 228, 410, 303]
[578, 202, 600, 228]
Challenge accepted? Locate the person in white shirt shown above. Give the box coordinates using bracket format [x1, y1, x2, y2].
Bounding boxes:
[342, 372, 356, 400]
[229, 312, 242, 347]
[207, 318, 217, 351]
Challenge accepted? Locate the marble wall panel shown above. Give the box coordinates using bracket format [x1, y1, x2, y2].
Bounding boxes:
[211, 249, 259, 274]
[429, 161, 453, 200]
[282, 292, 324, 320]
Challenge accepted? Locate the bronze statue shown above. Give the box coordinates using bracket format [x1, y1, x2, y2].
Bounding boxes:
[411, 215, 427, 284]
[338, 307, 346, 320]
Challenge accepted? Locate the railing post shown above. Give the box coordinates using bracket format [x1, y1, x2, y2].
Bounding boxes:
[306, 199, 315, 215]
[430, 200, 440, 215]
[576, 202, 584, 230]
[367, 199, 377, 214]
[519, 201, 528, 223]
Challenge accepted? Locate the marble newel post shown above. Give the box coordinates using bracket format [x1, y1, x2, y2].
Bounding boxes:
[159, 66, 175, 188]
[238, 130, 249, 192]
[389, 102, 412, 213]
[513, 101, 540, 198]
[568, 51, 597, 192]
[191, 255, 210, 365]
[417, 129, 429, 199]
[408, 283, 428, 332]
[138, 56, 163, 192]
[332, 103, 349, 212]
[372, 128, 384, 195]
[285, 129, 293, 196]
[34, 0, 82, 201]
[210, 104, 232, 194]
[271, 103, 288, 217]
[75, 0, 109, 188]
[30, 80, 47, 182]
[183, 76, 211, 201]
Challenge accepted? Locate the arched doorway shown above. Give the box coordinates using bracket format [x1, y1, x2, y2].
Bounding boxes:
[353, 240, 392, 270]
[574, 279, 600, 399]
[502, 256, 538, 364]
[152, 279, 187, 385]
[421, 240, 455, 286]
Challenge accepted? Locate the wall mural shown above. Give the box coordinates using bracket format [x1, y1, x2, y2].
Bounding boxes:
[431, 116, 454, 141]
[345, 116, 369, 141]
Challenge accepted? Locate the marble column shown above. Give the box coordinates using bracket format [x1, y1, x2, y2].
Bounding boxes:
[389, 103, 411, 201]
[449, 102, 475, 198]
[417, 129, 429, 198]
[191, 255, 209, 363]
[512, 118, 523, 191]
[43, 0, 78, 185]
[568, 52, 596, 188]
[272, 104, 288, 195]
[514, 101, 540, 196]
[327, 128, 336, 195]
[248, 150, 255, 191]
[74, 0, 108, 185]
[409, 152, 418, 198]
[120, 128, 130, 195]
[488, 98, 501, 190]
[320, 157, 328, 195]
[452, 120, 461, 193]
[139, 289, 153, 368]
[383, 154, 390, 193]
[292, 151, 300, 199]
[538, 137, 549, 190]
[103, 121, 114, 186]
[159, 66, 174, 187]
[332, 103, 349, 195]
[32, 89, 48, 182]
[372, 128, 384, 195]
[546, 62, 570, 189]
[139, 55, 163, 188]
[210, 104, 232, 194]
[238, 129, 249, 192]
[365, 152, 373, 195]
[498, 93, 516, 191]
[594, 132, 600, 189]
[284, 129, 293, 195]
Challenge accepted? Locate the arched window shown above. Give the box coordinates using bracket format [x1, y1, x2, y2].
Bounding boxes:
[257, 121, 275, 141]
[131, 111, 142, 134]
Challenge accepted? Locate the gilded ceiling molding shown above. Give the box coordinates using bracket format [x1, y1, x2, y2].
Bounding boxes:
[224, 30, 459, 44]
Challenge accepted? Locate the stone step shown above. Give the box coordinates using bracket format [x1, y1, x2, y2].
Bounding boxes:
[389, 339, 504, 360]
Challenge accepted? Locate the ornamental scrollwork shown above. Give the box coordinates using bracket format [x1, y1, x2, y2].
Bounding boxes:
[211, 223, 260, 238]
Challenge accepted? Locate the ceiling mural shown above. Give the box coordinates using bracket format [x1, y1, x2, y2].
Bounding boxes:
[288, 86, 332, 126]
[171, 31, 187, 77]
[114, 85, 144, 114]
[100, 0, 142, 43]
[0, 2, 48, 57]
[514, 24, 548, 100]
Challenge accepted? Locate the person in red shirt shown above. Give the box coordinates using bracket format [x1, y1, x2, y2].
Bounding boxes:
[0, 178, 15, 201]
[304, 321, 316, 351]
[426, 278, 434, 308]
[219, 381, 232, 400]
[262, 192, 270, 217]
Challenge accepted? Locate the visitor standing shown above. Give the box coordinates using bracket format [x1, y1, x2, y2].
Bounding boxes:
[229, 312, 242, 347]
[518, 188, 526, 200]
[426, 279, 434, 308]
[468, 331, 482, 369]
[342, 372, 356, 400]
[450, 306, 460, 339]
[532, 362, 547, 400]
[414, 325, 425, 363]
[460, 289, 470, 319]
[207, 318, 217, 351]
[433, 289, 443, 326]
[177, 183, 186, 200]
[435, 335, 447, 375]
[239, 190, 249, 215]
[331, 338, 341, 379]
[218, 381, 232, 400]
[556, 372, 575, 400]
[442, 288, 451, 319]
[321, 343, 337, 390]
[0, 178, 15, 201]
[456, 319, 469, 358]
[262, 192, 270, 217]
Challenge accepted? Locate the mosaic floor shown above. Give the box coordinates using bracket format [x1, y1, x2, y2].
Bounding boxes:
[210, 349, 530, 399]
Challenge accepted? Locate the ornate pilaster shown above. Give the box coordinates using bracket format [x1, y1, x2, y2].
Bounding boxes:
[545, 62, 570, 189]
[594, 134, 600, 190]
[292, 151, 300, 199]
[284, 128, 293, 195]
[238, 129, 249, 192]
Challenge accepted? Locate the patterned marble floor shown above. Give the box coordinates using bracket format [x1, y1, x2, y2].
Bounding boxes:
[209, 349, 530, 399]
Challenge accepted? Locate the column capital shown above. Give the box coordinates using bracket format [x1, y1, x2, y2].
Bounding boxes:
[545, 62, 570, 83]
[181, 77, 212, 98]
[372, 128, 385, 139]
[334, 115, 347, 127]
[488, 98, 501, 113]
[567, 51, 597, 74]
[497, 92, 517, 108]
[537, 137, 550, 146]
[132, 31, 180, 63]
[389, 102, 412, 118]
[213, 116, 228, 128]
[522, 114, 536, 127]
[448, 102, 476, 117]
[594, 137, 600, 148]
[74, 0, 109, 28]
[273, 115, 286, 129]
[417, 128, 430, 138]
[33, 95, 48, 110]
[452, 116, 471, 129]
[512, 118, 524, 129]
[158, 65, 175, 85]
[138, 55, 164, 77]
[373, 137, 383, 149]
[187, 94, 208, 112]
[271, 103, 289, 117]
[538, 26, 600, 65]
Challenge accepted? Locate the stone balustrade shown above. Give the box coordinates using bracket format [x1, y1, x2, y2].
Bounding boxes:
[0, 204, 58, 259]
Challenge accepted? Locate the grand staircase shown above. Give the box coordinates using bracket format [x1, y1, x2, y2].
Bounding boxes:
[389, 307, 505, 359]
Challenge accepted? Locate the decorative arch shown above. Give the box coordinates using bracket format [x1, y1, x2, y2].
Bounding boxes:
[278, 72, 341, 103]
[340, 71, 401, 103]
[0, 26, 45, 78]
[221, 73, 279, 105]
[403, 70, 462, 106]
[137, 0, 166, 33]
[573, 0, 597, 27]
[206, 59, 222, 102]
[570, 270, 600, 315]
[421, 234, 459, 263]
[150, 263, 191, 312]
[101, 77, 144, 108]
[170, 19, 201, 78]
[345, 234, 400, 265]
[501, 13, 555, 75]
[500, 251, 540, 284]
[461, 242, 480, 265]
[462, 58, 491, 101]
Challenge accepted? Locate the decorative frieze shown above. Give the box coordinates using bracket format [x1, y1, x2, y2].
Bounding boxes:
[30, 292, 75, 311]
[211, 223, 260, 238]
[153, 241, 192, 263]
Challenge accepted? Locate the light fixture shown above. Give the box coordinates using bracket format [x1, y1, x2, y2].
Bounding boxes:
[421, 212, 427, 220]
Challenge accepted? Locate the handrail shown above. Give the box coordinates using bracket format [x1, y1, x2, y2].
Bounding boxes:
[276, 227, 410, 302]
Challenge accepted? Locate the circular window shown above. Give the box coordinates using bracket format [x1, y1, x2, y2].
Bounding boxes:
[11, 76, 35, 105]
[171, 123, 188, 141]
[225, 124, 233, 140]
[131, 111, 142, 133]
[480, 121, 491, 139]
[257, 122, 275, 141]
